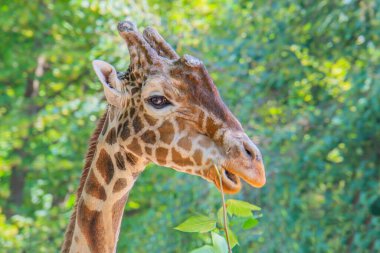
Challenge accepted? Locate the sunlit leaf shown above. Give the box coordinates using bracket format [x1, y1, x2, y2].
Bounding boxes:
[174, 215, 216, 233]
[212, 232, 228, 253]
[226, 199, 260, 217]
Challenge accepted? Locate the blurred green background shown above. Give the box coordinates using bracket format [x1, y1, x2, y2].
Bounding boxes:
[0, 0, 379, 252]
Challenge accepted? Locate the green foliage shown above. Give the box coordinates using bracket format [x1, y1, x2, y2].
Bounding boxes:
[0, 0, 379, 252]
[176, 198, 261, 252]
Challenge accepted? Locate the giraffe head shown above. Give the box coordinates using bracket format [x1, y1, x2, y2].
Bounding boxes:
[92, 21, 265, 194]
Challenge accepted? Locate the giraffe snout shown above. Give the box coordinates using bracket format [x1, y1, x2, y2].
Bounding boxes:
[223, 134, 266, 189]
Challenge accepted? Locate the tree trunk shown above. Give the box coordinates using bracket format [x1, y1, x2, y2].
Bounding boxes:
[8, 165, 27, 206]
[7, 56, 46, 211]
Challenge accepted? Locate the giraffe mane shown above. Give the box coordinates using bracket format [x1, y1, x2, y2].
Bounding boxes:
[61, 111, 108, 253]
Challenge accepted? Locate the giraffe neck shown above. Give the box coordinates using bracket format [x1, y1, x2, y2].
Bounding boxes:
[62, 111, 146, 253]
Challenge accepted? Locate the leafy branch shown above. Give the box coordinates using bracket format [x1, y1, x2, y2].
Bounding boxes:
[174, 165, 262, 253]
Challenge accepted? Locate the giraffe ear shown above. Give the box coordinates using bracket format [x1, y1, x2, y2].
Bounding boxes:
[92, 60, 129, 108]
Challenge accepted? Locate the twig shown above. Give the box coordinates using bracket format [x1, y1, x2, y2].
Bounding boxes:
[213, 164, 232, 253]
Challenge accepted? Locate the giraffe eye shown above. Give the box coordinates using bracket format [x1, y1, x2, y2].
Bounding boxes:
[147, 95, 172, 109]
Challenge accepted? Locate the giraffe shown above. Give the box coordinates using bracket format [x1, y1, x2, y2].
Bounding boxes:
[61, 20, 266, 253]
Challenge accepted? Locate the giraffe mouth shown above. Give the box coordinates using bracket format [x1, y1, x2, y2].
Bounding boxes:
[225, 170, 238, 184]
[213, 166, 242, 194]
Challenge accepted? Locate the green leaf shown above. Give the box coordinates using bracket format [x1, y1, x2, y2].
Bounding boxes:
[226, 199, 261, 217]
[212, 232, 228, 253]
[226, 227, 239, 248]
[190, 245, 215, 253]
[242, 217, 259, 230]
[174, 215, 216, 233]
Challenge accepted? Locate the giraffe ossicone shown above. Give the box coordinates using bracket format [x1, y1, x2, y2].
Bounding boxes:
[62, 20, 266, 253]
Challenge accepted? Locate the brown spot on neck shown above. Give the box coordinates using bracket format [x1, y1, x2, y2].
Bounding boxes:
[85, 171, 107, 201]
[96, 149, 115, 184]
[77, 199, 107, 253]
[123, 110, 129, 120]
[127, 138, 143, 157]
[113, 178, 127, 193]
[129, 107, 136, 118]
[125, 151, 138, 166]
[141, 130, 156, 144]
[120, 121, 130, 140]
[114, 152, 125, 170]
[105, 128, 117, 145]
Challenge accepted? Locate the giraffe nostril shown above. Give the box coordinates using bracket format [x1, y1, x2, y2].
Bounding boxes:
[245, 147, 252, 158]
[242, 140, 257, 159]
